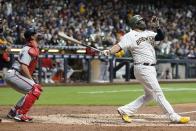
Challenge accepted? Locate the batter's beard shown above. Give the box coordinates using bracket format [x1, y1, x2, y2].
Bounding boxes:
[136, 20, 147, 30]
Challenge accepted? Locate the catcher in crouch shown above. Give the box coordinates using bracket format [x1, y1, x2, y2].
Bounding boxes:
[5, 28, 42, 122]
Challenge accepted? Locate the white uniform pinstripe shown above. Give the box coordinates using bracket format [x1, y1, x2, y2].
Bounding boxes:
[117, 29, 180, 122]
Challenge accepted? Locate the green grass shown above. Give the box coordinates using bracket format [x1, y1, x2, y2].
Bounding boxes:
[0, 83, 196, 106]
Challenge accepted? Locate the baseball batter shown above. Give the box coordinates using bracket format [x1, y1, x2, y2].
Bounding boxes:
[103, 15, 190, 123]
[5, 28, 42, 122]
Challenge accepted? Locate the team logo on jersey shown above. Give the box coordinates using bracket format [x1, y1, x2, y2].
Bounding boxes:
[136, 36, 154, 46]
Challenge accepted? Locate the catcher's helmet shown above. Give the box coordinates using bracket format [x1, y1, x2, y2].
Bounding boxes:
[128, 15, 146, 30]
[24, 28, 36, 40]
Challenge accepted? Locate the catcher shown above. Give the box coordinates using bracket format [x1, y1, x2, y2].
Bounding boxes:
[5, 28, 42, 122]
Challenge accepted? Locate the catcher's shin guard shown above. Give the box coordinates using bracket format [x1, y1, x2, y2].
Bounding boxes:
[17, 84, 42, 115]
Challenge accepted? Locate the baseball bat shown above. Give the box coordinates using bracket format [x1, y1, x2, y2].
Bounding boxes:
[58, 32, 102, 52]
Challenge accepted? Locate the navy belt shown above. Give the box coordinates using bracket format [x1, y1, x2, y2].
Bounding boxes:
[134, 63, 156, 66]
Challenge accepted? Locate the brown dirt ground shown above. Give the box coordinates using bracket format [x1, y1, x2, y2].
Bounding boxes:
[0, 104, 196, 131]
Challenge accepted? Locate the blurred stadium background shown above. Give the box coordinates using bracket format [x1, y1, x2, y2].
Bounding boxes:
[0, 0, 195, 85]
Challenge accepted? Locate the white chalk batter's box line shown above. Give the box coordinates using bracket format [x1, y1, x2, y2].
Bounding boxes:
[78, 87, 196, 94]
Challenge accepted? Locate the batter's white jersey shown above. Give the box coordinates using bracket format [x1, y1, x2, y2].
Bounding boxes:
[118, 29, 157, 64]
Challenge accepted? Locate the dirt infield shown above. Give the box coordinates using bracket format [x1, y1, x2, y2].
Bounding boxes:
[1, 104, 196, 131]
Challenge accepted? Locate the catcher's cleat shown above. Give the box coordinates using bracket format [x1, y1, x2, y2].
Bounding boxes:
[7, 108, 16, 119]
[117, 110, 132, 123]
[178, 117, 190, 124]
[14, 113, 33, 122]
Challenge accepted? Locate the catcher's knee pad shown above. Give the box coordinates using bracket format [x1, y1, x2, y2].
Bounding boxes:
[18, 84, 42, 114]
[31, 84, 42, 99]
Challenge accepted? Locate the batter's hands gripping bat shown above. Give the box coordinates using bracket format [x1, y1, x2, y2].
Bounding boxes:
[58, 32, 102, 53]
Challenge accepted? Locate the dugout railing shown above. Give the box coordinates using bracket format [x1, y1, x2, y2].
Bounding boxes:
[33, 54, 196, 83]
